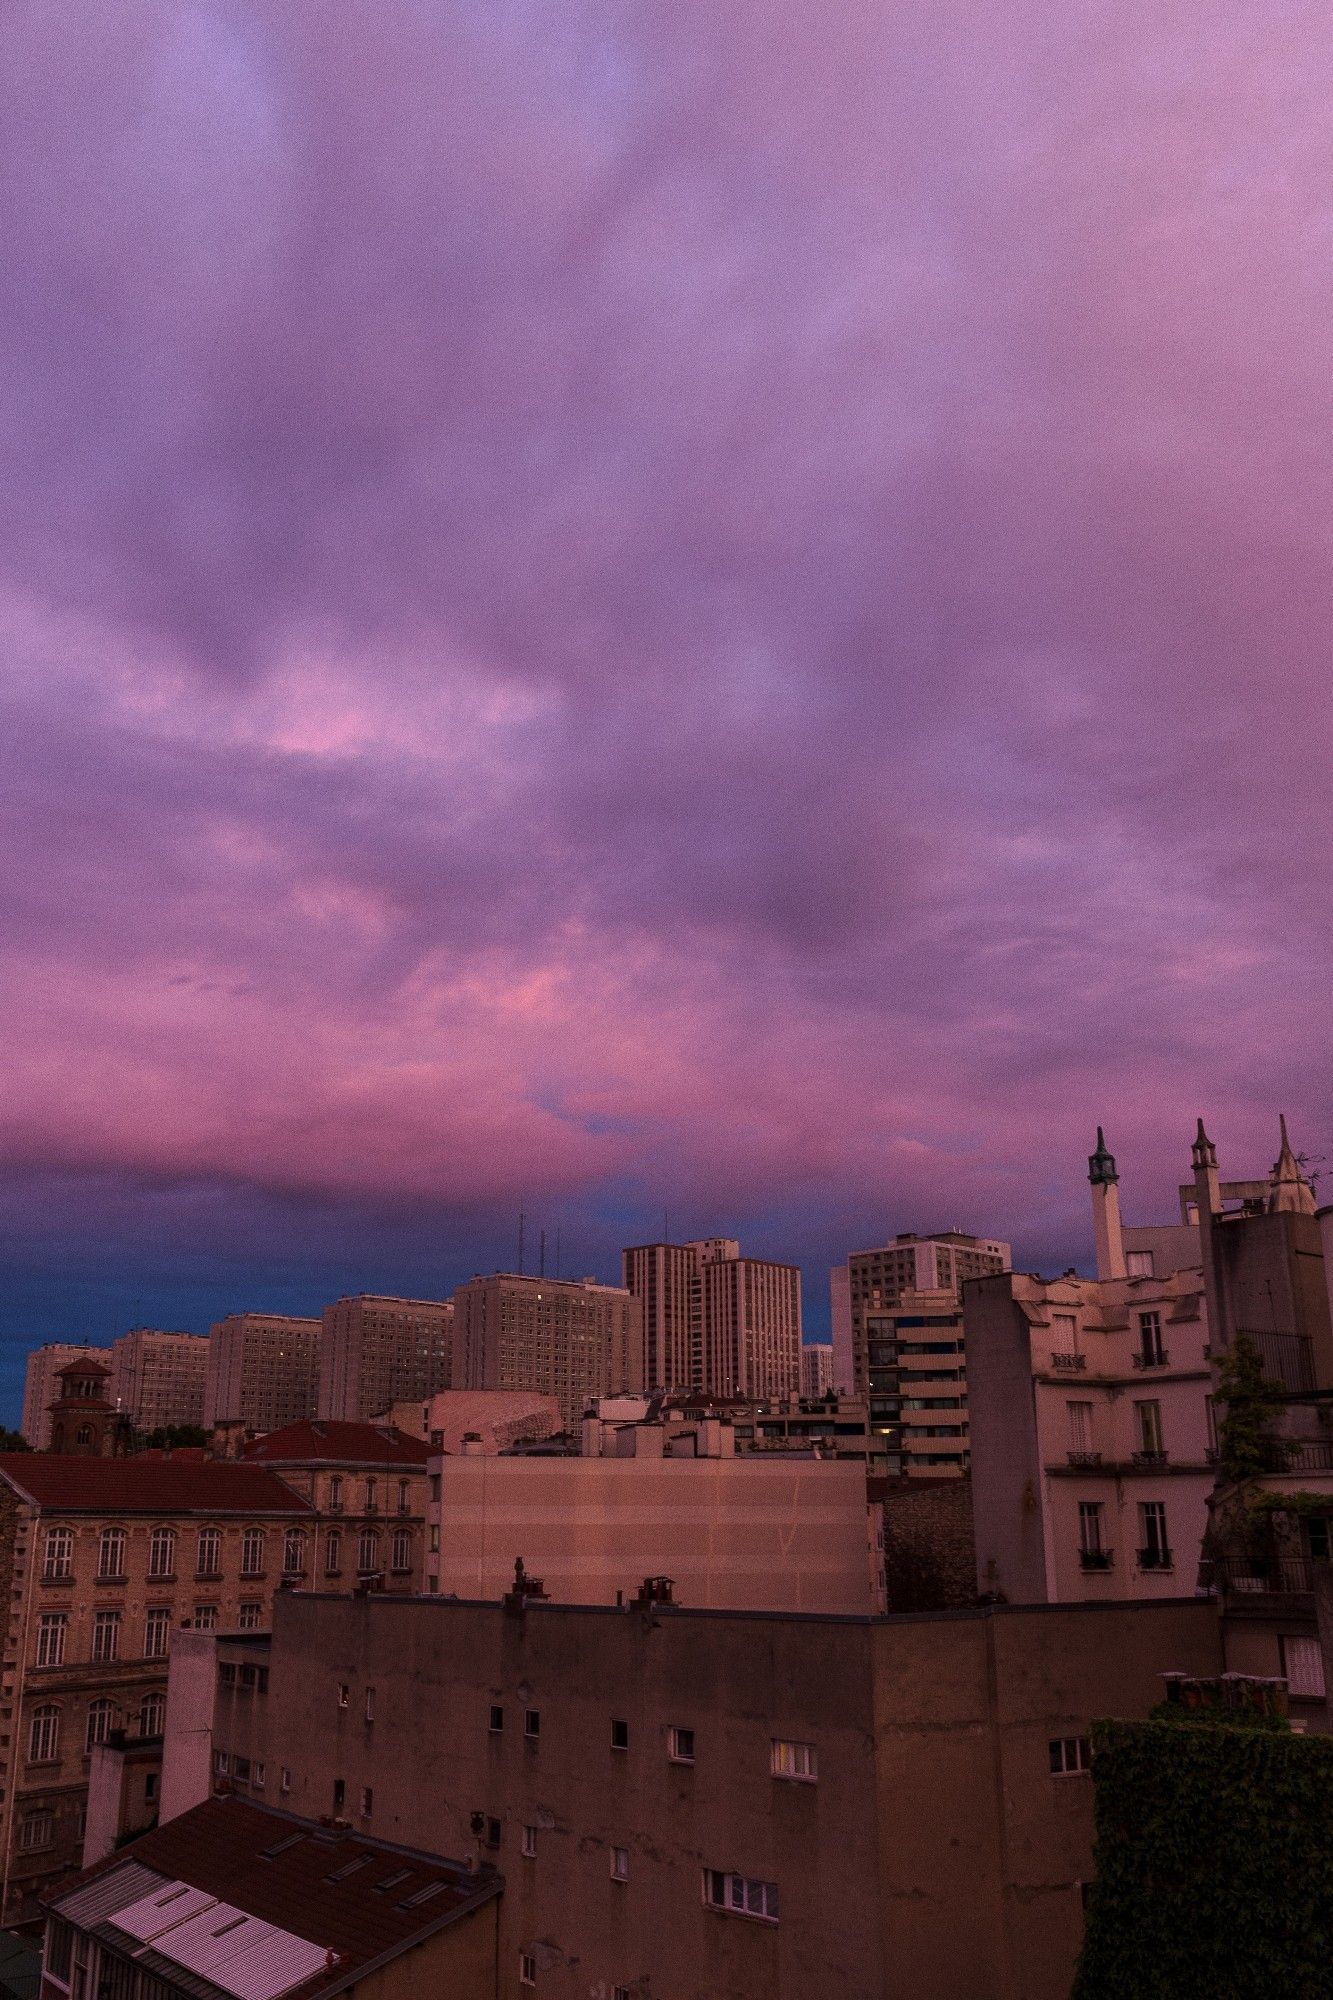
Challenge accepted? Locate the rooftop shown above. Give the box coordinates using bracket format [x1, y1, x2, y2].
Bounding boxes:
[48, 1797, 499, 2000]
[241, 1422, 431, 1469]
[0, 1456, 313, 1517]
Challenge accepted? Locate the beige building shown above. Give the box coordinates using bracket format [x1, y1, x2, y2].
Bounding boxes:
[20, 1346, 107, 1449]
[0, 1450, 312, 1921]
[863, 1290, 972, 1477]
[203, 1312, 322, 1431]
[109, 1329, 210, 1434]
[453, 1274, 642, 1432]
[426, 1452, 884, 1613]
[800, 1341, 835, 1399]
[164, 1588, 1222, 2000]
[317, 1294, 454, 1422]
[240, 1420, 432, 1593]
[623, 1238, 802, 1398]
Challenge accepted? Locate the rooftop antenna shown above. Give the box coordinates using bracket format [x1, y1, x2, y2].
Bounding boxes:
[517, 1207, 526, 1277]
[555, 1228, 562, 1280]
[539, 1229, 546, 1278]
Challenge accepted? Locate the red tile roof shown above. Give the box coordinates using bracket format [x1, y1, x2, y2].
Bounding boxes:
[241, 1421, 431, 1467]
[0, 1455, 312, 1516]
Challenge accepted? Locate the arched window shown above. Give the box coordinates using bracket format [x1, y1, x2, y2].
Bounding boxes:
[86, 1698, 114, 1752]
[28, 1704, 60, 1763]
[283, 1529, 307, 1576]
[139, 1692, 166, 1738]
[148, 1527, 176, 1579]
[241, 1528, 265, 1578]
[357, 1529, 379, 1574]
[324, 1529, 342, 1576]
[75, 1425, 92, 1447]
[391, 1528, 411, 1575]
[97, 1527, 126, 1579]
[42, 1528, 72, 1581]
[196, 1527, 222, 1578]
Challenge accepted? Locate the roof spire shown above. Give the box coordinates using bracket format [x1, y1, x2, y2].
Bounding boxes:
[1191, 1118, 1217, 1171]
[1269, 1114, 1315, 1214]
[1088, 1127, 1118, 1186]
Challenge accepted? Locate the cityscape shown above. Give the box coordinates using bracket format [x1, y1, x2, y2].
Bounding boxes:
[3, 5, 1326, 1998]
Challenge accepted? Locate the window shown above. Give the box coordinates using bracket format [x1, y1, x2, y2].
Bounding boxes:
[148, 1527, 176, 1578]
[1135, 1400, 1164, 1456]
[357, 1529, 379, 1574]
[1282, 1635, 1327, 1700]
[391, 1528, 411, 1574]
[329, 1475, 343, 1512]
[771, 1739, 817, 1782]
[215, 1748, 231, 1777]
[703, 1870, 779, 1923]
[243, 1527, 266, 1576]
[486, 1816, 502, 1848]
[196, 1527, 222, 1577]
[333, 1778, 345, 1812]
[238, 1602, 262, 1630]
[18, 1812, 53, 1852]
[611, 1718, 628, 1751]
[86, 1698, 114, 1752]
[234, 1755, 252, 1782]
[1078, 1502, 1105, 1557]
[193, 1605, 218, 1631]
[669, 1726, 694, 1763]
[43, 1527, 73, 1580]
[365, 1478, 378, 1514]
[398, 1479, 411, 1515]
[28, 1704, 60, 1762]
[283, 1529, 307, 1576]
[1049, 1736, 1092, 1775]
[144, 1607, 171, 1659]
[1126, 1250, 1155, 1278]
[521, 1824, 536, 1857]
[611, 1846, 629, 1881]
[429, 1524, 440, 1554]
[614, 1989, 631, 2000]
[365, 1686, 376, 1723]
[1305, 1516, 1333, 1564]
[281, 1767, 292, 1793]
[140, 1692, 165, 1737]
[1137, 1312, 1165, 1366]
[519, 1955, 536, 1987]
[93, 1609, 122, 1661]
[524, 1709, 540, 1740]
[1051, 1312, 1078, 1355]
[338, 1684, 349, 1708]
[324, 1529, 342, 1576]
[146, 1770, 158, 1800]
[254, 1761, 266, 1788]
[1066, 1402, 1093, 1453]
[37, 1611, 68, 1667]
[489, 1704, 504, 1733]
[1138, 1501, 1170, 1568]
[360, 1786, 373, 1817]
[97, 1527, 127, 1579]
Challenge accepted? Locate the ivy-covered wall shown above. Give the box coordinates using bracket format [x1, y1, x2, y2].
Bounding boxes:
[1073, 1717, 1333, 2000]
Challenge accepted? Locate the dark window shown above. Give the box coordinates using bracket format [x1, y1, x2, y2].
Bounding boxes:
[611, 1718, 629, 1751]
[489, 1705, 504, 1733]
[333, 1778, 345, 1811]
[524, 1709, 540, 1739]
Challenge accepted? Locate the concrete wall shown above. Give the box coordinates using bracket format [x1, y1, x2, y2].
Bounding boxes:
[963, 1277, 1050, 1601]
[430, 1454, 883, 1613]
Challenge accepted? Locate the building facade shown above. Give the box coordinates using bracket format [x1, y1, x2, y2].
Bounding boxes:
[453, 1275, 642, 1432]
[800, 1342, 834, 1400]
[21, 1348, 108, 1451]
[0, 1454, 312, 1921]
[203, 1314, 322, 1432]
[109, 1331, 210, 1435]
[240, 1422, 432, 1594]
[317, 1296, 454, 1423]
[623, 1239, 802, 1398]
[167, 1590, 1222, 2000]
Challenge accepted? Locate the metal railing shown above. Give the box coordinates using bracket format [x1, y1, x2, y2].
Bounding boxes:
[1216, 1556, 1316, 1594]
[1130, 1450, 1169, 1470]
[1050, 1353, 1087, 1372]
[1137, 1547, 1174, 1570]
[1132, 1350, 1170, 1369]
[1066, 1451, 1103, 1469]
[1079, 1548, 1114, 1570]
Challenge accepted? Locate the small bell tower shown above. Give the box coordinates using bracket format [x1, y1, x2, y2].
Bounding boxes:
[1088, 1127, 1126, 1280]
[48, 1359, 119, 1456]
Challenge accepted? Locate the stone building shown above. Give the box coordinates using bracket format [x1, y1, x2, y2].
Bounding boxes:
[109, 1330, 210, 1435]
[0, 1453, 312, 1921]
[20, 1346, 107, 1451]
[317, 1296, 454, 1423]
[161, 1589, 1222, 2000]
[453, 1275, 642, 1432]
[203, 1313, 322, 1432]
[240, 1422, 432, 1594]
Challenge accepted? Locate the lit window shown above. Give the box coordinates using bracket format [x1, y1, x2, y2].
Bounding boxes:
[771, 1739, 817, 1782]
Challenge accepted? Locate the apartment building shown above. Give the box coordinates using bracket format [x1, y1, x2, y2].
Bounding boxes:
[836, 1232, 1010, 1466]
[863, 1290, 972, 1477]
[452, 1275, 642, 1432]
[20, 1346, 107, 1450]
[622, 1239, 802, 1398]
[800, 1341, 834, 1400]
[317, 1295, 454, 1423]
[240, 1421, 431, 1593]
[109, 1330, 210, 1434]
[163, 1589, 1222, 2000]
[425, 1452, 884, 1612]
[0, 1451, 312, 1920]
[203, 1314, 322, 1432]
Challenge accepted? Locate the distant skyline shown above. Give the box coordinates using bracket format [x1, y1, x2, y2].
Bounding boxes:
[3, 7, 1331, 1423]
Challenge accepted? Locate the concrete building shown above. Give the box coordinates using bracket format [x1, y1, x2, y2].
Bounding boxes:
[426, 1452, 884, 1613]
[317, 1295, 454, 1424]
[622, 1239, 802, 1399]
[830, 1262, 855, 1394]
[0, 1452, 312, 1920]
[109, 1329, 210, 1435]
[453, 1274, 642, 1432]
[380, 1390, 562, 1455]
[20, 1346, 108, 1450]
[203, 1313, 322, 1432]
[838, 1232, 1011, 1468]
[800, 1341, 834, 1400]
[240, 1421, 432, 1593]
[863, 1290, 972, 1477]
[43, 1796, 501, 2000]
[161, 1588, 1222, 2000]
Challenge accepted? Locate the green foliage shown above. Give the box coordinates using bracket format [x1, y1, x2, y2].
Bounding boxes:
[1247, 1490, 1333, 1522]
[1148, 1695, 1289, 1733]
[138, 1424, 209, 1451]
[0, 1427, 29, 1452]
[1215, 1332, 1288, 1484]
[1073, 1719, 1333, 2000]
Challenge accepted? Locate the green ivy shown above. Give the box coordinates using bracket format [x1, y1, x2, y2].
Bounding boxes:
[1073, 1719, 1333, 2000]
[1214, 1332, 1289, 1484]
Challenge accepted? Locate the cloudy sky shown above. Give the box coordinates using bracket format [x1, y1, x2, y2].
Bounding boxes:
[1, 2, 1329, 1411]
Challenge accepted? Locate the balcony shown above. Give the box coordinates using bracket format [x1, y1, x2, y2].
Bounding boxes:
[1079, 1548, 1114, 1571]
[1216, 1556, 1316, 1595]
[1280, 1440, 1333, 1475]
[1132, 1350, 1170, 1369]
[1066, 1451, 1103, 1469]
[1137, 1547, 1174, 1570]
[1050, 1353, 1087, 1372]
[1130, 1450, 1169, 1470]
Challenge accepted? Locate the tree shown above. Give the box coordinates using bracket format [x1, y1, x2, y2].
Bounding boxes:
[1214, 1331, 1288, 1484]
[0, 1428, 30, 1452]
[138, 1424, 210, 1452]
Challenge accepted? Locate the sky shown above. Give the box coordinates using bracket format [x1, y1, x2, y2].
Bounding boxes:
[2, 3, 1332, 1420]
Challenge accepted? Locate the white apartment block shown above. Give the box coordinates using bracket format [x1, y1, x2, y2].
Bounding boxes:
[204, 1313, 323, 1431]
[109, 1328, 209, 1433]
[801, 1341, 835, 1399]
[317, 1295, 454, 1422]
[452, 1274, 642, 1431]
